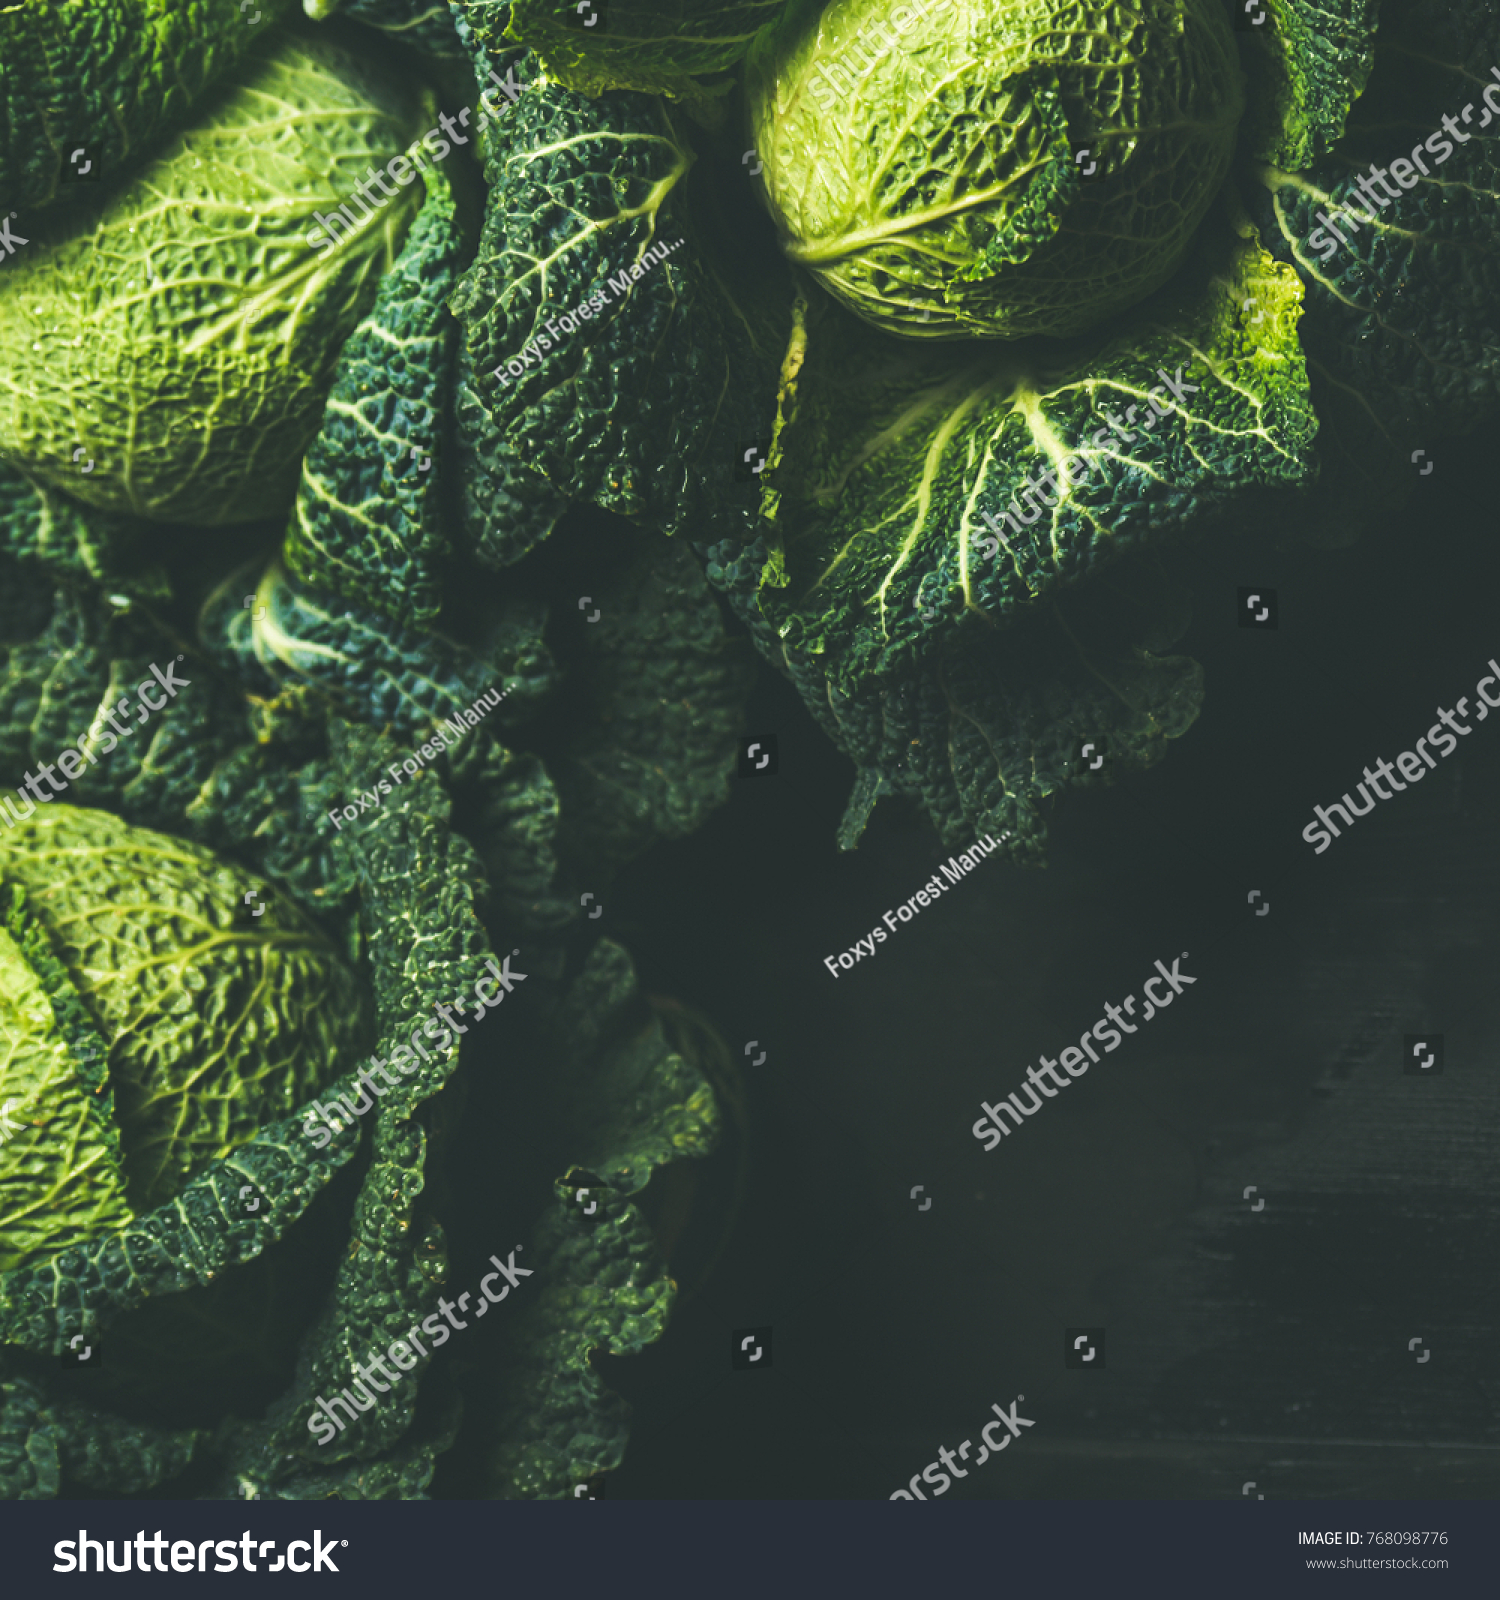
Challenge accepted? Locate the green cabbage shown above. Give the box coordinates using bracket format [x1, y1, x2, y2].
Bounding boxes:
[3, 0, 1499, 1506]
[0, 805, 365, 1275]
[746, 0, 1245, 339]
[0, 26, 429, 525]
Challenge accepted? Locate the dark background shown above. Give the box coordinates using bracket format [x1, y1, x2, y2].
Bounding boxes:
[592, 432, 1500, 1498]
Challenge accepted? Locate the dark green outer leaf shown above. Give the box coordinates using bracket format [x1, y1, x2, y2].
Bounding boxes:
[701, 528, 1205, 856]
[543, 939, 720, 1192]
[242, 562, 556, 740]
[196, 567, 570, 936]
[185, 733, 365, 931]
[483, 937, 719, 1497]
[339, 0, 474, 69]
[0, 1370, 205, 1498]
[0, 1374, 61, 1499]
[0, 465, 166, 603]
[495, 0, 784, 110]
[457, 740, 577, 933]
[892, 636, 1203, 859]
[551, 529, 755, 878]
[1237, 0, 1381, 170]
[1247, 0, 1500, 450]
[485, 1187, 671, 1496]
[0, 574, 362, 929]
[454, 341, 572, 571]
[0, 1102, 363, 1354]
[217, 721, 500, 1481]
[447, 72, 788, 532]
[284, 164, 467, 629]
[0, 588, 253, 833]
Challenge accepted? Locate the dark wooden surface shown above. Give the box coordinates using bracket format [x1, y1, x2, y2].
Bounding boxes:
[595, 453, 1500, 1500]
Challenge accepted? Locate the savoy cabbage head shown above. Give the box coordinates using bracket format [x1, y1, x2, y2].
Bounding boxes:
[0, 806, 366, 1274]
[0, 18, 429, 524]
[745, 0, 1246, 339]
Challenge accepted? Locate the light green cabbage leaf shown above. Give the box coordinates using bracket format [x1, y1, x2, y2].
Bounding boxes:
[0, 806, 365, 1273]
[0, 27, 429, 525]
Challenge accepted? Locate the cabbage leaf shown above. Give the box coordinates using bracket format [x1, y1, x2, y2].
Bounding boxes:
[0, 28, 428, 525]
[284, 165, 467, 628]
[447, 56, 790, 533]
[1237, 0, 1381, 170]
[0, 0, 297, 213]
[490, 0, 784, 116]
[548, 527, 756, 878]
[1247, 0, 1500, 537]
[753, 205, 1316, 697]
